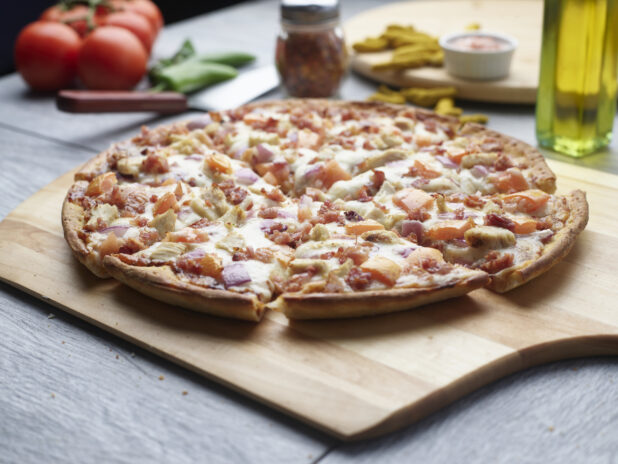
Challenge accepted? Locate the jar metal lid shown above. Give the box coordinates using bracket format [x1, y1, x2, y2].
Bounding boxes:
[280, 0, 340, 25]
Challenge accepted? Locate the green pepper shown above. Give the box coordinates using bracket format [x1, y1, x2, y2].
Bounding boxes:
[156, 60, 238, 94]
[148, 39, 196, 83]
[195, 52, 255, 68]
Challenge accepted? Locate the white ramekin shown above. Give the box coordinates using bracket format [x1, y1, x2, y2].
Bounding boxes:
[439, 32, 517, 81]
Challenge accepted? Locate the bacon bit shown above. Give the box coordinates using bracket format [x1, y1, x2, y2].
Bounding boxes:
[139, 229, 159, 247]
[118, 237, 144, 254]
[263, 187, 285, 203]
[464, 194, 484, 208]
[536, 217, 553, 231]
[285, 269, 317, 293]
[324, 273, 345, 293]
[369, 169, 385, 194]
[174, 182, 184, 200]
[357, 185, 373, 202]
[189, 218, 212, 229]
[406, 160, 441, 179]
[480, 251, 514, 273]
[258, 207, 279, 219]
[345, 267, 372, 290]
[166, 228, 209, 243]
[313, 201, 341, 224]
[153, 192, 179, 215]
[217, 181, 248, 205]
[493, 154, 514, 171]
[344, 210, 363, 222]
[232, 250, 250, 261]
[485, 213, 515, 231]
[134, 216, 148, 227]
[86, 172, 117, 197]
[252, 247, 274, 263]
[142, 153, 169, 174]
[339, 246, 369, 265]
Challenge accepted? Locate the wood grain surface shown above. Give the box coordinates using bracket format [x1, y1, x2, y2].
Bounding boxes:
[0, 157, 616, 440]
[344, 0, 543, 103]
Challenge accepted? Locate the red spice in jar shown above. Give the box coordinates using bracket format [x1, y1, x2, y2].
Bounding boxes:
[276, 1, 347, 98]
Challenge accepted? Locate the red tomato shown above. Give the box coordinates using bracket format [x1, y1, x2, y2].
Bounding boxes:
[112, 0, 164, 31]
[102, 11, 155, 52]
[40, 5, 63, 22]
[78, 26, 147, 90]
[14, 21, 81, 91]
[41, 5, 107, 37]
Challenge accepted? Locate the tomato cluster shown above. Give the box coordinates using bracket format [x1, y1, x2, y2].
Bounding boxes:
[14, 0, 163, 91]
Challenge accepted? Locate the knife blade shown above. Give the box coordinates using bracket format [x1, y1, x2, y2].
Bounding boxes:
[56, 65, 280, 114]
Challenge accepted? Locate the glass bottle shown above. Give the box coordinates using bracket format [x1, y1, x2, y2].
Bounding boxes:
[536, 0, 618, 157]
[276, 0, 347, 98]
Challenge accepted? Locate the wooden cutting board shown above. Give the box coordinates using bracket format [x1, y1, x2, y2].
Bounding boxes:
[0, 160, 617, 440]
[344, 0, 542, 103]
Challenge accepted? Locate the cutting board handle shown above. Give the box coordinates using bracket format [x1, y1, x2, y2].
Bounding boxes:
[56, 90, 189, 114]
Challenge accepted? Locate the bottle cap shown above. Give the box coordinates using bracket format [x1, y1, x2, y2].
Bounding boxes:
[280, 0, 340, 25]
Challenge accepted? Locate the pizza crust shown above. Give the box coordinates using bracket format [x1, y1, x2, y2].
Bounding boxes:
[62, 182, 110, 278]
[103, 255, 265, 321]
[270, 272, 490, 319]
[458, 123, 557, 193]
[487, 190, 588, 292]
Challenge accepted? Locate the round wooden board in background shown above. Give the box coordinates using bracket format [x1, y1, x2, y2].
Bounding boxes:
[344, 0, 543, 104]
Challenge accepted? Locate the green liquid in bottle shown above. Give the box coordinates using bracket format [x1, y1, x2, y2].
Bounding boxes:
[536, 0, 618, 157]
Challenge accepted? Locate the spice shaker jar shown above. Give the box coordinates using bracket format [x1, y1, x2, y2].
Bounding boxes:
[276, 0, 347, 98]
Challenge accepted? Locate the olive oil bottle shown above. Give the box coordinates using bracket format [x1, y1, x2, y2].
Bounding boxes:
[536, 0, 618, 157]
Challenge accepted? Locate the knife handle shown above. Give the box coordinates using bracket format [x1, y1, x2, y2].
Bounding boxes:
[56, 90, 189, 113]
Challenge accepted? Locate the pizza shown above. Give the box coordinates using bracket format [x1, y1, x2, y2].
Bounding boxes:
[62, 100, 588, 321]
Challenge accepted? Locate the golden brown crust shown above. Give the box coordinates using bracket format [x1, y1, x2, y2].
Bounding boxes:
[488, 190, 588, 292]
[458, 123, 557, 193]
[272, 272, 489, 319]
[103, 255, 265, 321]
[62, 182, 110, 278]
[74, 147, 117, 182]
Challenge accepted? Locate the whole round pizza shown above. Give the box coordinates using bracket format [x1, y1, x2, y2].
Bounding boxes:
[62, 100, 588, 321]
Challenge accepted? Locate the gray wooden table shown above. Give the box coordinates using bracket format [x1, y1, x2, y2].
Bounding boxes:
[1, 1, 617, 463]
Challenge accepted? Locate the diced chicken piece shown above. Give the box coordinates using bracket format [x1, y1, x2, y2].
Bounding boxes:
[289, 259, 330, 276]
[219, 205, 246, 226]
[360, 230, 400, 244]
[460, 152, 498, 169]
[249, 132, 280, 146]
[86, 204, 119, 229]
[149, 242, 187, 261]
[360, 256, 402, 286]
[150, 209, 177, 238]
[362, 148, 408, 171]
[464, 226, 516, 248]
[310, 224, 330, 241]
[216, 230, 245, 253]
[117, 157, 144, 176]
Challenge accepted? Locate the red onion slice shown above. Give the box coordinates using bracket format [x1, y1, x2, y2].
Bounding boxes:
[401, 220, 424, 241]
[222, 263, 251, 288]
[186, 115, 212, 131]
[470, 165, 489, 178]
[259, 219, 275, 231]
[436, 155, 458, 169]
[100, 225, 129, 237]
[399, 247, 417, 258]
[235, 168, 259, 185]
[256, 144, 274, 163]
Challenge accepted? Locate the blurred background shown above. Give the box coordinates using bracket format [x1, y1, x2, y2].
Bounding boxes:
[0, 0, 246, 76]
